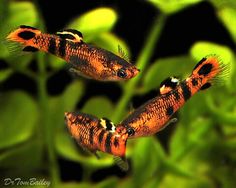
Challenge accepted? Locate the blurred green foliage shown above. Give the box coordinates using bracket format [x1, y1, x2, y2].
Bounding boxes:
[0, 0, 236, 188]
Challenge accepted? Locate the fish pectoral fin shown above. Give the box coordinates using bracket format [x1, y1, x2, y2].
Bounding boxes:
[159, 118, 178, 131]
[113, 156, 129, 171]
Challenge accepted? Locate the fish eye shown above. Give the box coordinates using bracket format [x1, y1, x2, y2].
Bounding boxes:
[117, 68, 127, 78]
[127, 128, 135, 136]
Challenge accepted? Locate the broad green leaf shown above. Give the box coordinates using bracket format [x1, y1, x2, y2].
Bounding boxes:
[0, 91, 38, 149]
[93, 32, 130, 60]
[55, 130, 113, 168]
[48, 55, 66, 70]
[132, 137, 164, 187]
[0, 0, 8, 22]
[217, 7, 236, 43]
[159, 173, 213, 188]
[49, 80, 84, 131]
[148, 0, 202, 14]
[180, 92, 208, 125]
[169, 122, 188, 160]
[206, 94, 236, 125]
[0, 69, 13, 82]
[82, 96, 114, 119]
[0, 140, 43, 169]
[143, 55, 194, 91]
[190, 41, 234, 63]
[0, 1, 38, 59]
[67, 8, 117, 41]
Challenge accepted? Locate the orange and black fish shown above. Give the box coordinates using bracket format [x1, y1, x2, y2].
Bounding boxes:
[65, 111, 132, 171]
[6, 25, 140, 81]
[116, 55, 229, 138]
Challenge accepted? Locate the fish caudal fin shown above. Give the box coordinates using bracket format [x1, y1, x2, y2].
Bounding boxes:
[191, 55, 230, 90]
[6, 25, 41, 52]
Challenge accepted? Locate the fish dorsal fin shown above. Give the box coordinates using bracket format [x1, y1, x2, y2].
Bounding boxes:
[160, 76, 180, 94]
[118, 45, 130, 62]
[56, 29, 83, 42]
[99, 118, 116, 133]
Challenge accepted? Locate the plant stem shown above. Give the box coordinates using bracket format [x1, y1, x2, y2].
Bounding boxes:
[112, 13, 167, 123]
[37, 53, 60, 186]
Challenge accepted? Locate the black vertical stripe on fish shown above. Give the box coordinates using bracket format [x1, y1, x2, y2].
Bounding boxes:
[114, 137, 119, 148]
[166, 106, 174, 116]
[180, 81, 191, 101]
[58, 38, 66, 57]
[193, 57, 207, 70]
[98, 129, 106, 144]
[103, 118, 113, 131]
[89, 126, 94, 146]
[105, 133, 112, 153]
[172, 90, 180, 101]
[48, 37, 56, 54]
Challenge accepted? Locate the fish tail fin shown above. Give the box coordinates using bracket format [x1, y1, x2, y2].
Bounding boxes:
[191, 55, 230, 90]
[6, 25, 41, 53]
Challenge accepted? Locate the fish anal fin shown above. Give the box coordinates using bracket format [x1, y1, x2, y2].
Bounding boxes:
[113, 156, 129, 171]
[23, 46, 38, 52]
[69, 67, 91, 79]
[159, 118, 178, 132]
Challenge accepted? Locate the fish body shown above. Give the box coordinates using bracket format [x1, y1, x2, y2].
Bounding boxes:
[6, 25, 139, 81]
[65, 112, 130, 171]
[117, 56, 229, 138]
[65, 112, 129, 157]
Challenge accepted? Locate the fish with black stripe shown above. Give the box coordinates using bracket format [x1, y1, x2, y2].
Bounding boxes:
[116, 55, 229, 138]
[6, 25, 140, 81]
[65, 112, 133, 171]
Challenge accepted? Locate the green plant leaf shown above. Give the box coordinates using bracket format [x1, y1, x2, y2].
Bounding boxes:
[143, 55, 194, 92]
[55, 130, 113, 168]
[0, 139, 43, 169]
[82, 96, 114, 119]
[131, 137, 164, 187]
[0, 69, 13, 82]
[49, 80, 84, 131]
[148, 0, 202, 14]
[0, 91, 38, 149]
[67, 7, 117, 42]
[48, 55, 66, 70]
[217, 7, 236, 43]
